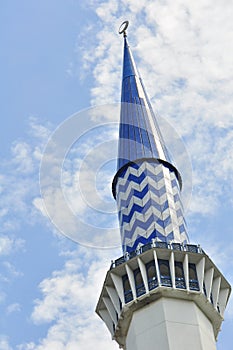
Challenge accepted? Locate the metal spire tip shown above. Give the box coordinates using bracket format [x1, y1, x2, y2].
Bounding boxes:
[119, 21, 129, 37]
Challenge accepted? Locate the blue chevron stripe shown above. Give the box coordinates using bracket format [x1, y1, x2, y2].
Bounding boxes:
[116, 160, 188, 253]
[179, 224, 185, 233]
[117, 182, 169, 209]
[120, 199, 169, 224]
[132, 183, 149, 199]
[117, 162, 161, 179]
[117, 169, 164, 193]
[117, 171, 178, 198]
[123, 214, 158, 239]
[117, 185, 149, 207]
[176, 208, 183, 218]
[117, 162, 135, 179]
[117, 158, 179, 180]
[121, 202, 158, 224]
[123, 230, 175, 253]
[117, 184, 164, 208]
[171, 178, 178, 188]
[127, 171, 146, 184]
[150, 183, 167, 196]
[118, 164, 165, 182]
[161, 215, 172, 227]
[118, 163, 178, 186]
[123, 213, 173, 240]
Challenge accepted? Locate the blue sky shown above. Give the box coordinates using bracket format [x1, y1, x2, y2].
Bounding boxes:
[1, 1, 233, 349]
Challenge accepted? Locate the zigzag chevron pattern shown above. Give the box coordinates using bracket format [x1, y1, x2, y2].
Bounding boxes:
[116, 160, 188, 254]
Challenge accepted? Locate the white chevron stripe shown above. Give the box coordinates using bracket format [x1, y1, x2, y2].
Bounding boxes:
[128, 228, 163, 246]
[180, 231, 188, 241]
[121, 206, 185, 240]
[122, 222, 187, 249]
[173, 231, 185, 243]
[119, 206, 183, 231]
[161, 208, 175, 220]
[118, 191, 161, 219]
[118, 187, 181, 223]
[116, 166, 179, 197]
[121, 206, 162, 232]
[164, 223, 176, 235]
[123, 221, 158, 247]
[118, 187, 170, 212]
[116, 160, 188, 249]
[177, 216, 185, 226]
[125, 220, 172, 242]
[123, 218, 176, 248]
[117, 175, 164, 202]
[116, 162, 164, 191]
[116, 169, 164, 194]
[121, 213, 164, 236]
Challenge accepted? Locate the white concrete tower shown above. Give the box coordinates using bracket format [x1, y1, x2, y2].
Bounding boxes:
[96, 21, 231, 350]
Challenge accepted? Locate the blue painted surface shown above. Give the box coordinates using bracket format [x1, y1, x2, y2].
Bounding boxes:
[114, 36, 189, 253]
[116, 161, 188, 253]
[117, 37, 172, 171]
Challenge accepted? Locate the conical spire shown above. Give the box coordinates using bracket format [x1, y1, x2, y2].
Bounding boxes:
[117, 32, 174, 174]
[113, 22, 188, 254]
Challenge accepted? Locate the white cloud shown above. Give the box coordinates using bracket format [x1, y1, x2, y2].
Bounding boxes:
[0, 236, 24, 256]
[6, 303, 21, 315]
[3, 262, 23, 278]
[82, 0, 233, 219]
[0, 118, 51, 233]
[1, 2, 232, 349]
[35, 113, 121, 249]
[0, 336, 12, 350]
[25, 247, 119, 350]
[11, 142, 34, 174]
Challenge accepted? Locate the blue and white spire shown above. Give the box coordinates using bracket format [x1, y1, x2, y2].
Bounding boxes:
[96, 24, 231, 349]
[113, 22, 189, 254]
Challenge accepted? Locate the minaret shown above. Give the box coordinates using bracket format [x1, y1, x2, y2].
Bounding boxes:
[96, 21, 231, 350]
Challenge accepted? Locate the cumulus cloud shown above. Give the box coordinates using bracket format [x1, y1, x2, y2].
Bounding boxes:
[23, 247, 119, 350]
[0, 118, 52, 233]
[0, 118, 54, 335]
[6, 303, 21, 315]
[82, 0, 233, 220]
[0, 336, 12, 350]
[0, 236, 24, 256]
[2, 1, 232, 349]
[35, 108, 121, 249]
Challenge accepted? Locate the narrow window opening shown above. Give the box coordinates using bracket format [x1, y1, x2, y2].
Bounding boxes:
[175, 262, 186, 289]
[146, 261, 158, 290]
[159, 259, 172, 287]
[123, 274, 133, 303]
[134, 268, 146, 297]
[189, 263, 199, 291]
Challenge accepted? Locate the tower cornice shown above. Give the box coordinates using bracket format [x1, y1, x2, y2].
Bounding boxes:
[96, 243, 231, 348]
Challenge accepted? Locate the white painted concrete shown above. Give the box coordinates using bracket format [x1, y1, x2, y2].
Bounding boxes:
[96, 247, 231, 349]
[126, 298, 216, 350]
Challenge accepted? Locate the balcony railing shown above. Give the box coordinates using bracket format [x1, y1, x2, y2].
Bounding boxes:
[148, 278, 158, 290]
[175, 277, 186, 289]
[136, 284, 146, 297]
[110, 242, 202, 269]
[189, 279, 199, 291]
[124, 290, 133, 303]
[161, 275, 172, 287]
